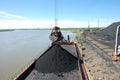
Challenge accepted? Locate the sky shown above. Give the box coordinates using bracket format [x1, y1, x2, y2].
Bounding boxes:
[0, 0, 120, 29]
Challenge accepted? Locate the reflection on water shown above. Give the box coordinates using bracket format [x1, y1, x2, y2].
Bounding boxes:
[0, 30, 76, 80]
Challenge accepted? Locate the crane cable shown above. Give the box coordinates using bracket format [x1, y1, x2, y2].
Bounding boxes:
[54, 0, 58, 26]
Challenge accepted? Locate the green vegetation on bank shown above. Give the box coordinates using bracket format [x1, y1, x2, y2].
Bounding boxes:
[48, 27, 104, 31]
[0, 29, 14, 32]
[60, 27, 104, 31]
[0, 27, 105, 32]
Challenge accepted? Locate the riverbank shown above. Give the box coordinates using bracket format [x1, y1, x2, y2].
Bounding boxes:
[0, 29, 14, 32]
[75, 30, 120, 80]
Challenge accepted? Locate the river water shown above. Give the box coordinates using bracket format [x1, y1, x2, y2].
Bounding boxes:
[0, 30, 76, 80]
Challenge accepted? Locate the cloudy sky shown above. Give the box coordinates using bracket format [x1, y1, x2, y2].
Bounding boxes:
[0, 0, 120, 29]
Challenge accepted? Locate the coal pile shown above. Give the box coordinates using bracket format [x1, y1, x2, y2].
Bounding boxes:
[35, 45, 78, 73]
[89, 22, 120, 48]
[97, 22, 120, 41]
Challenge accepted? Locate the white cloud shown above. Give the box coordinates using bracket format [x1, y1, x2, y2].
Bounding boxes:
[0, 20, 110, 29]
[0, 11, 27, 19]
[0, 11, 111, 29]
[0, 20, 54, 29]
[0, 11, 6, 14]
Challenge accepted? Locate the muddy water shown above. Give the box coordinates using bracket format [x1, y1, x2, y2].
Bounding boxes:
[0, 30, 75, 80]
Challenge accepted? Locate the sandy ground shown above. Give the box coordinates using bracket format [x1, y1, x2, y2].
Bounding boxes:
[78, 36, 120, 80]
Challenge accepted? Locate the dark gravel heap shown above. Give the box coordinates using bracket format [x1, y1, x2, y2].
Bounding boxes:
[35, 45, 78, 73]
[89, 22, 120, 48]
[97, 22, 120, 41]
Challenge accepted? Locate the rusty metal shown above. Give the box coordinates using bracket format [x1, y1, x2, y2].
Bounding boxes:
[75, 43, 89, 80]
[52, 41, 75, 45]
[111, 54, 120, 64]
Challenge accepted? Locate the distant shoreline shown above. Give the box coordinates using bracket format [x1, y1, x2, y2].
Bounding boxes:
[0, 27, 104, 32]
[0, 29, 15, 32]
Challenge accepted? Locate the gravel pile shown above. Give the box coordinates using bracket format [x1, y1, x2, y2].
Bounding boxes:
[89, 22, 120, 48]
[97, 22, 120, 41]
[35, 45, 78, 73]
[25, 69, 79, 80]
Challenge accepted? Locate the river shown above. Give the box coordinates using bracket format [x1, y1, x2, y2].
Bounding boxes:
[0, 30, 76, 80]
